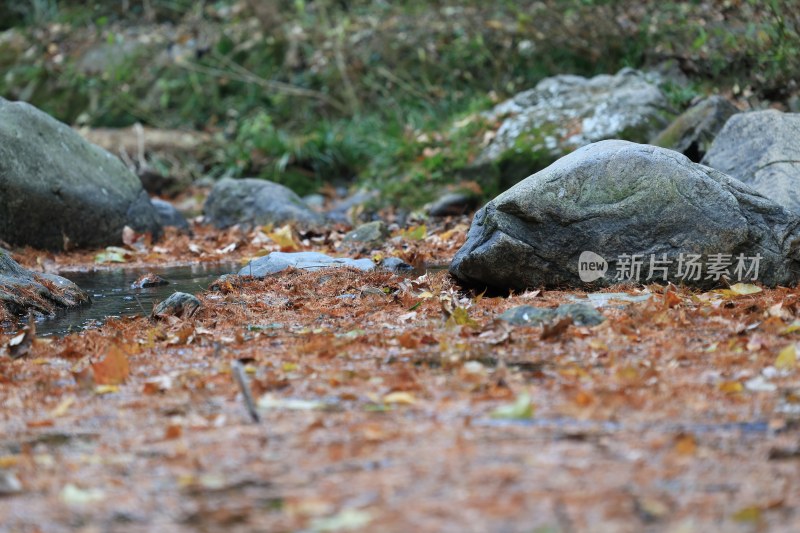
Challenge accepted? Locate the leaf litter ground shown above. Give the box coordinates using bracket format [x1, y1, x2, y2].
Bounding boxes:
[2, 214, 800, 532]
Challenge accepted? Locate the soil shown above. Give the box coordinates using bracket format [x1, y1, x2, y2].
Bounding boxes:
[2, 215, 800, 532]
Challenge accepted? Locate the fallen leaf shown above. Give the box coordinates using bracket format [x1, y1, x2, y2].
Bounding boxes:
[267, 224, 299, 251]
[446, 306, 478, 328]
[729, 283, 762, 295]
[309, 508, 373, 532]
[716, 283, 763, 298]
[731, 506, 761, 523]
[50, 397, 75, 420]
[92, 344, 130, 385]
[60, 484, 105, 506]
[490, 392, 534, 419]
[400, 225, 427, 241]
[94, 246, 129, 264]
[8, 318, 35, 360]
[673, 433, 697, 455]
[164, 424, 182, 440]
[780, 321, 800, 335]
[775, 344, 797, 370]
[718, 381, 743, 394]
[541, 316, 573, 341]
[383, 391, 416, 405]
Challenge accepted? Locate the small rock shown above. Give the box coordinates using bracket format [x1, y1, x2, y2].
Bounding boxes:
[426, 192, 480, 217]
[203, 178, 324, 229]
[238, 251, 376, 279]
[702, 110, 800, 214]
[651, 96, 738, 162]
[342, 221, 389, 247]
[130, 273, 170, 289]
[152, 292, 201, 319]
[499, 303, 604, 326]
[150, 198, 190, 231]
[568, 292, 653, 308]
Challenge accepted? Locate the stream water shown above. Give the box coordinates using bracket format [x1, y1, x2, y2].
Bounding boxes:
[10, 262, 237, 337]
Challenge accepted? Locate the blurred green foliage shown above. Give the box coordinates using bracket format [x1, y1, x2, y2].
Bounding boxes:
[0, 0, 798, 205]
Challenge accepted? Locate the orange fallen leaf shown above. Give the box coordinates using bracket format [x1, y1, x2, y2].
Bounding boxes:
[164, 424, 183, 440]
[718, 381, 743, 394]
[673, 433, 697, 455]
[92, 344, 130, 386]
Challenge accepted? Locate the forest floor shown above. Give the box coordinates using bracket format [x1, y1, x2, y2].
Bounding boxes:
[2, 213, 800, 532]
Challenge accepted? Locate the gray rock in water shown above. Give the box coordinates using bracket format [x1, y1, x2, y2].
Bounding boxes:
[651, 96, 738, 162]
[702, 110, 800, 214]
[472, 68, 672, 186]
[152, 292, 201, 319]
[0, 98, 162, 250]
[239, 251, 376, 279]
[342, 221, 389, 247]
[203, 178, 324, 229]
[0, 250, 89, 317]
[499, 303, 604, 326]
[151, 198, 190, 230]
[450, 140, 800, 290]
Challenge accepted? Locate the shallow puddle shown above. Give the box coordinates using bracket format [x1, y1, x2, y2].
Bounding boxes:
[7, 262, 237, 337]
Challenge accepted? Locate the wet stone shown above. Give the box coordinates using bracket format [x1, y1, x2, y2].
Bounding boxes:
[131, 273, 170, 289]
[152, 292, 201, 319]
[499, 303, 605, 327]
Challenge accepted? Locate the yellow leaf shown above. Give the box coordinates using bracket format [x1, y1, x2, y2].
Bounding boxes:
[780, 321, 800, 335]
[491, 393, 534, 419]
[718, 381, 743, 394]
[732, 506, 761, 523]
[0, 455, 20, 468]
[775, 344, 797, 370]
[49, 396, 75, 418]
[400, 225, 427, 241]
[729, 283, 762, 295]
[267, 224, 299, 251]
[94, 385, 120, 395]
[383, 391, 416, 405]
[446, 307, 478, 328]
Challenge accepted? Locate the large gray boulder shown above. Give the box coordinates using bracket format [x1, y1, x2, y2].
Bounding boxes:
[651, 96, 738, 162]
[472, 68, 672, 187]
[0, 250, 89, 318]
[450, 141, 800, 290]
[204, 178, 324, 229]
[0, 98, 162, 250]
[702, 110, 800, 214]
